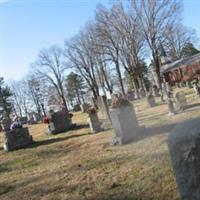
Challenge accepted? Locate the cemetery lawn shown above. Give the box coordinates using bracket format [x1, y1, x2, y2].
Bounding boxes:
[1, 88, 200, 200]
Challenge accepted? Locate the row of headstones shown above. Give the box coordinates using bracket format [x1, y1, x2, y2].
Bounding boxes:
[1, 95, 200, 199]
[87, 95, 145, 145]
[147, 90, 188, 113]
[1, 110, 74, 151]
[93, 95, 200, 199]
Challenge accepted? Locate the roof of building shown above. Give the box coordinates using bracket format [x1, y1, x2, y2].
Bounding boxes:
[161, 53, 200, 73]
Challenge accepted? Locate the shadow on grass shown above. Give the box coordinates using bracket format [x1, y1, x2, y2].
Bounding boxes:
[29, 133, 88, 149]
[184, 102, 200, 110]
[27, 123, 90, 149]
[0, 125, 89, 152]
[0, 184, 13, 195]
[132, 123, 177, 143]
[71, 123, 89, 130]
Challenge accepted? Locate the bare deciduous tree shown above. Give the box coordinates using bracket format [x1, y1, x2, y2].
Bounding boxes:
[131, 0, 182, 87]
[95, 5, 126, 96]
[10, 79, 30, 117]
[33, 45, 68, 113]
[65, 27, 100, 99]
[165, 25, 198, 60]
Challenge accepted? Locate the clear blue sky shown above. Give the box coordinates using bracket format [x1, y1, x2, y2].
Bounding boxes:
[1, 0, 200, 81]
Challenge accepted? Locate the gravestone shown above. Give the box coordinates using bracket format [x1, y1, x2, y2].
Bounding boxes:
[127, 91, 135, 101]
[28, 112, 39, 124]
[166, 82, 171, 93]
[97, 96, 112, 129]
[1, 118, 11, 131]
[80, 103, 89, 113]
[193, 84, 200, 98]
[167, 98, 176, 116]
[3, 127, 34, 151]
[87, 113, 102, 133]
[166, 92, 176, 115]
[47, 110, 73, 134]
[152, 86, 160, 97]
[139, 88, 146, 98]
[110, 103, 144, 145]
[167, 118, 200, 200]
[161, 82, 171, 102]
[147, 94, 156, 107]
[20, 117, 28, 125]
[174, 91, 187, 111]
[186, 81, 192, 88]
[134, 91, 140, 100]
[73, 104, 81, 112]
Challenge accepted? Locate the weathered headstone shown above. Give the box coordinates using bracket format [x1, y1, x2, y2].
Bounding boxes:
[134, 91, 141, 100]
[20, 117, 28, 125]
[97, 96, 112, 129]
[193, 84, 200, 98]
[166, 92, 176, 115]
[47, 110, 73, 134]
[175, 91, 187, 111]
[152, 86, 160, 97]
[80, 103, 89, 113]
[110, 103, 144, 145]
[186, 81, 192, 88]
[3, 127, 34, 151]
[110, 95, 144, 145]
[87, 113, 102, 133]
[166, 82, 171, 93]
[1, 118, 11, 131]
[73, 104, 81, 112]
[167, 98, 176, 116]
[139, 88, 146, 98]
[147, 94, 156, 107]
[28, 112, 38, 124]
[161, 82, 170, 102]
[127, 91, 135, 101]
[167, 118, 200, 200]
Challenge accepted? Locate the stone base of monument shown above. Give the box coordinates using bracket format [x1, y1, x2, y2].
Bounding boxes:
[167, 118, 200, 200]
[46, 111, 76, 135]
[87, 114, 103, 133]
[3, 127, 34, 151]
[110, 105, 145, 145]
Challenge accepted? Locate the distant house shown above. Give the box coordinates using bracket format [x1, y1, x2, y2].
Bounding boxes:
[161, 53, 200, 84]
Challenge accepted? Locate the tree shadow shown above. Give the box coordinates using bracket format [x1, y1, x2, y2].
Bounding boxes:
[71, 123, 89, 130]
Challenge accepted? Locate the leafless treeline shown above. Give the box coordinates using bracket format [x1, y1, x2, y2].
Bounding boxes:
[10, 0, 198, 116]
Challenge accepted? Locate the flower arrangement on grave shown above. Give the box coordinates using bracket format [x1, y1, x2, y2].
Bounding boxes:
[43, 117, 50, 124]
[86, 106, 97, 115]
[111, 94, 131, 108]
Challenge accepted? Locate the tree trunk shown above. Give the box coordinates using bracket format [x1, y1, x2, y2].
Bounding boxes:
[152, 51, 162, 89]
[75, 88, 81, 105]
[115, 59, 125, 96]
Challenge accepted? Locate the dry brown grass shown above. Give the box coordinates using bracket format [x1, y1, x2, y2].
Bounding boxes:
[0, 88, 200, 200]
